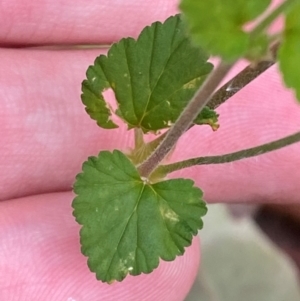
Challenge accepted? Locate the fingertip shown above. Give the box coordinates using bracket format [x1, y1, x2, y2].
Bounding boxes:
[0, 192, 200, 301]
[0, 0, 179, 46]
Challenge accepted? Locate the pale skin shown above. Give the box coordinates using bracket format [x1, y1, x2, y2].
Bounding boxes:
[1, 0, 300, 300]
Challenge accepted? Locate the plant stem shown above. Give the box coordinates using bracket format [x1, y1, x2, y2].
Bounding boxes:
[138, 0, 294, 178]
[157, 131, 300, 175]
[137, 61, 234, 178]
[206, 0, 291, 110]
[250, 0, 297, 38]
[129, 130, 168, 165]
[205, 40, 280, 111]
[134, 128, 144, 149]
[207, 60, 274, 110]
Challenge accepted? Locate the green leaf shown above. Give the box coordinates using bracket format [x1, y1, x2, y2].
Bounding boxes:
[72, 150, 207, 283]
[194, 106, 219, 131]
[180, 0, 271, 61]
[82, 15, 213, 133]
[278, 2, 300, 101]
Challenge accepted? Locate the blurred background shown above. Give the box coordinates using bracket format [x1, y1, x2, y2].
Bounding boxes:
[186, 203, 300, 301]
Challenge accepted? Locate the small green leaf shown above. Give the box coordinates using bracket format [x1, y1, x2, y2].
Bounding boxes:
[72, 150, 207, 283]
[278, 2, 300, 101]
[180, 0, 271, 61]
[194, 107, 219, 131]
[82, 15, 213, 132]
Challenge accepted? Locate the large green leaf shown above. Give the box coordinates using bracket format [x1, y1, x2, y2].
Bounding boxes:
[180, 0, 271, 61]
[279, 2, 300, 102]
[72, 150, 207, 283]
[82, 15, 213, 133]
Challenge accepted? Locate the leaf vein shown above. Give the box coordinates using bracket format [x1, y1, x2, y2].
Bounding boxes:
[140, 20, 185, 124]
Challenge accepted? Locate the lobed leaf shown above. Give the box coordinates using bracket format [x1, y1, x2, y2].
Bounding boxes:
[82, 15, 213, 133]
[180, 0, 271, 61]
[72, 150, 207, 283]
[278, 2, 300, 102]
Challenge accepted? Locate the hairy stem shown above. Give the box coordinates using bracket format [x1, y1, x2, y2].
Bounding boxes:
[128, 131, 168, 165]
[134, 128, 144, 149]
[207, 19, 282, 110]
[157, 131, 300, 175]
[138, 61, 234, 178]
[207, 60, 274, 110]
[206, 0, 296, 110]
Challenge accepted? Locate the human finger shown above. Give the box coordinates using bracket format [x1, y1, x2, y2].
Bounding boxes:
[0, 0, 178, 46]
[1, 49, 300, 204]
[0, 192, 200, 301]
[0, 47, 131, 200]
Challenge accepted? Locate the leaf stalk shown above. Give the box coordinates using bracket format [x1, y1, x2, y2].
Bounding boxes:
[156, 131, 300, 175]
